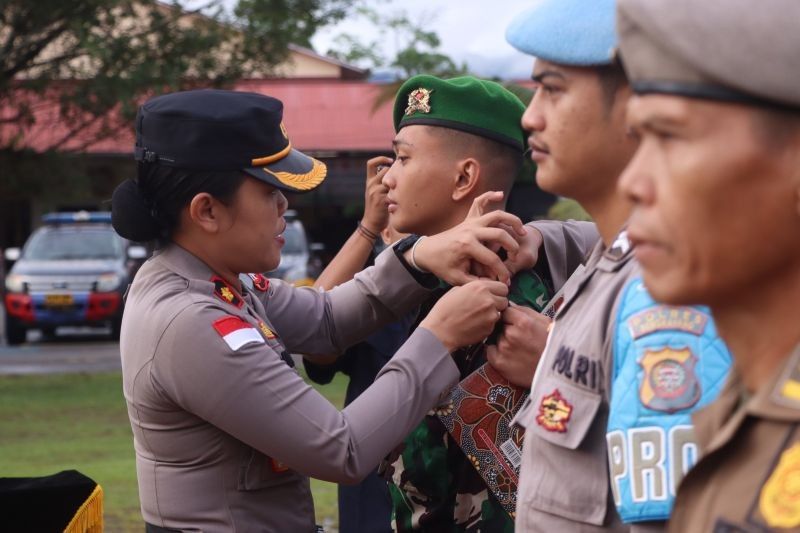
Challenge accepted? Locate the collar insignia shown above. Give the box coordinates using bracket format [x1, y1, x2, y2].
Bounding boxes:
[211, 275, 243, 308]
[248, 273, 270, 292]
[405, 88, 433, 116]
[759, 443, 800, 528]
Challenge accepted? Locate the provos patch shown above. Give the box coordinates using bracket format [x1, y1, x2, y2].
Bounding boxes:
[213, 316, 265, 351]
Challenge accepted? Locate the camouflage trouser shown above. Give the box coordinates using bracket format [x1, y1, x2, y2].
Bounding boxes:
[381, 409, 514, 533]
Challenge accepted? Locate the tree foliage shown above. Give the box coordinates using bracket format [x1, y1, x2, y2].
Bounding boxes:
[0, 0, 356, 154]
[326, 6, 468, 80]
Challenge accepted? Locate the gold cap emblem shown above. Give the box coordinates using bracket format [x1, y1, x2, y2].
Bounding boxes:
[405, 88, 433, 116]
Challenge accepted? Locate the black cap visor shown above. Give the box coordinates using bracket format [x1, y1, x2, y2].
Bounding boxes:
[243, 147, 327, 194]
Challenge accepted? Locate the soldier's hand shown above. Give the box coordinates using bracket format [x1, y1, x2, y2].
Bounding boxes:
[361, 156, 393, 235]
[410, 210, 527, 286]
[421, 280, 509, 352]
[486, 303, 551, 387]
[464, 191, 541, 278]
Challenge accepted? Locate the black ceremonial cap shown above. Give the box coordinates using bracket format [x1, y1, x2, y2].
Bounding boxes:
[134, 89, 326, 193]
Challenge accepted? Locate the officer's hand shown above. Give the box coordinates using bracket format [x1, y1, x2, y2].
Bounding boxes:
[411, 210, 527, 286]
[361, 156, 393, 235]
[486, 303, 551, 387]
[464, 191, 541, 278]
[421, 280, 508, 352]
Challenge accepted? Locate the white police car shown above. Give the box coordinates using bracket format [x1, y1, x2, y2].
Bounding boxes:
[3, 211, 147, 345]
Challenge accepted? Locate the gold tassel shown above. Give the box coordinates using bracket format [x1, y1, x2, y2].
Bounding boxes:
[64, 484, 104, 533]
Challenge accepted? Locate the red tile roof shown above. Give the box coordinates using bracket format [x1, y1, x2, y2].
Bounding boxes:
[1, 80, 397, 155]
[2, 79, 534, 156]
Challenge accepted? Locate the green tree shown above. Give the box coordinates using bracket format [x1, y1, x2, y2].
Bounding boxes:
[0, 0, 356, 196]
[326, 5, 467, 82]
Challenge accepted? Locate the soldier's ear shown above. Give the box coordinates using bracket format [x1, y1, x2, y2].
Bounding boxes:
[187, 192, 222, 234]
[452, 158, 481, 202]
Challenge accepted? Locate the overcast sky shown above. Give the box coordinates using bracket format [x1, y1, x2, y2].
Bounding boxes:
[309, 0, 535, 80]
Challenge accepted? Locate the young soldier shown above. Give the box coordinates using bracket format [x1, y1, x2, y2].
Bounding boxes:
[380, 74, 598, 531]
[616, 1, 800, 530]
[501, 0, 732, 530]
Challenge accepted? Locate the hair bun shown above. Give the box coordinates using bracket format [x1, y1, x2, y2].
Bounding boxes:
[111, 179, 162, 242]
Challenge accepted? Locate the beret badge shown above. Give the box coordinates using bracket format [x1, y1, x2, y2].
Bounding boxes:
[405, 88, 433, 116]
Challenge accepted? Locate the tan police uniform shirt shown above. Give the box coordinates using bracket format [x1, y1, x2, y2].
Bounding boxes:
[668, 344, 800, 532]
[121, 243, 459, 532]
[514, 233, 636, 532]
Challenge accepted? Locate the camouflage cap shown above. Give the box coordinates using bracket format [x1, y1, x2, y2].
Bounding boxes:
[617, 0, 800, 109]
[393, 75, 527, 151]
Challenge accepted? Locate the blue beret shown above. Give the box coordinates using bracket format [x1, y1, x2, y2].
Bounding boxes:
[505, 0, 617, 67]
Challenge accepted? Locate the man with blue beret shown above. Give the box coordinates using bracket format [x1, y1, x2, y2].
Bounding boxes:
[615, 0, 800, 530]
[379, 74, 598, 532]
[500, 0, 732, 531]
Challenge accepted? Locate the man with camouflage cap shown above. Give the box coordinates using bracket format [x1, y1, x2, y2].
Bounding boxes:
[616, 0, 800, 530]
[502, 0, 732, 530]
[380, 74, 597, 532]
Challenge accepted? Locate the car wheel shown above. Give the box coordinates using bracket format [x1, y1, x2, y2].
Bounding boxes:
[5, 316, 27, 346]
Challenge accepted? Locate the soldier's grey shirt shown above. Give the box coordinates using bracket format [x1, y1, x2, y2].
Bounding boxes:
[515, 235, 637, 532]
[121, 243, 459, 532]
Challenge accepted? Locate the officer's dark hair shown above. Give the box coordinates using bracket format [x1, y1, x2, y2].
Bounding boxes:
[595, 60, 629, 113]
[426, 126, 524, 196]
[112, 163, 246, 245]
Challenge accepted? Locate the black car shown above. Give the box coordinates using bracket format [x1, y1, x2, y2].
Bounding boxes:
[3, 212, 147, 345]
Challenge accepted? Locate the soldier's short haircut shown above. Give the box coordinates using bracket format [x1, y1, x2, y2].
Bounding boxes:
[425, 126, 524, 195]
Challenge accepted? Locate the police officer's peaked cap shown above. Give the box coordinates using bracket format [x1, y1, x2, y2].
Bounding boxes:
[506, 0, 618, 67]
[617, 0, 800, 109]
[393, 75, 526, 151]
[134, 89, 326, 193]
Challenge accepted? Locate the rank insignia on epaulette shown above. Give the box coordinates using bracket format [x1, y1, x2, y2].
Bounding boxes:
[639, 347, 700, 413]
[405, 88, 433, 116]
[536, 389, 573, 433]
[248, 272, 270, 292]
[211, 275, 243, 308]
[759, 443, 800, 528]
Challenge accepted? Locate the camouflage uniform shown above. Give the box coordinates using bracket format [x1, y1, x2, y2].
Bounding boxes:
[383, 271, 551, 532]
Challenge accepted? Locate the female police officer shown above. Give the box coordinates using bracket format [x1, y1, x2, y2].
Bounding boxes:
[110, 89, 522, 532]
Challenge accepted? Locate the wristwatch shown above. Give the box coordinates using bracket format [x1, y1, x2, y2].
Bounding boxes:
[392, 234, 439, 288]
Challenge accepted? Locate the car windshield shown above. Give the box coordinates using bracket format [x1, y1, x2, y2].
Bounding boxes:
[282, 225, 307, 255]
[24, 227, 124, 260]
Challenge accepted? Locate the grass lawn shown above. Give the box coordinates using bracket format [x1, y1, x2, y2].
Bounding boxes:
[0, 369, 347, 532]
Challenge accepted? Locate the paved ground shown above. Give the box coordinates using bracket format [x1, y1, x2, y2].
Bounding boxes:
[0, 307, 121, 374]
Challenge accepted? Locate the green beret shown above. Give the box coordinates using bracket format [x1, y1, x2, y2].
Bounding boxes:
[617, 0, 800, 109]
[393, 75, 526, 151]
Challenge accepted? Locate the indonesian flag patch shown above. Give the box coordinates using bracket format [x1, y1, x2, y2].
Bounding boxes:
[213, 316, 265, 351]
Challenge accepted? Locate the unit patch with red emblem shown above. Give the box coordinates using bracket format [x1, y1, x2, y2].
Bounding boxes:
[536, 389, 573, 433]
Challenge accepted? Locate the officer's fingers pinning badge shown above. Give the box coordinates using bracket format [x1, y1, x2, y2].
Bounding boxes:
[405, 88, 433, 116]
